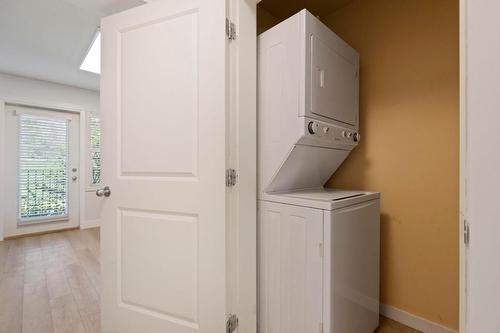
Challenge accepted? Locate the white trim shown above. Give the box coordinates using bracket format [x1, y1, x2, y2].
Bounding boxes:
[79, 108, 87, 234]
[12, 108, 76, 120]
[18, 216, 70, 226]
[459, 1, 468, 332]
[226, 1, 257, 332]
[2, 96, 84, 114]
[80, 219, 100, 230]
[0, 100, 5, 241]
[381, 304, 458, 333]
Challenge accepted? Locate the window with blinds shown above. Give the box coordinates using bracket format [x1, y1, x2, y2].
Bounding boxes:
[18, 114, 69, 221]
[89, 114, 101, 185]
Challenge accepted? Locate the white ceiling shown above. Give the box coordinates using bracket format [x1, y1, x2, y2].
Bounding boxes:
[0, 0, 145, 91]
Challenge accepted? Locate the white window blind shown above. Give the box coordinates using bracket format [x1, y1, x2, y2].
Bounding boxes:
[18, 114, 69, 221]
[89, 114, 101, 185]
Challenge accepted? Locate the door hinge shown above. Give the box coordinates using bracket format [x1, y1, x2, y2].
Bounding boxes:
[464, 219, 470, 245]
[226, 169, 237, 187]
[226, 18, 237, 40]
[226, 314, 238, 333]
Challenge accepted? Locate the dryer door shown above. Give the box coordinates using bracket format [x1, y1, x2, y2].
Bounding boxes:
[310, 34, 359, 126]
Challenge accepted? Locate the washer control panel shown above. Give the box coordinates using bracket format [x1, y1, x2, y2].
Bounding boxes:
[305, 120, 360, 144]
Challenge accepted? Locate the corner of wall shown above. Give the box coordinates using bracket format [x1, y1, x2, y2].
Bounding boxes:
[0, 100, 5, 241]
[80, 219, 101, 230]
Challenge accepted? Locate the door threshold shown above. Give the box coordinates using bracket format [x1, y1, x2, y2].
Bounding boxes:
[4, 226, 80, 240]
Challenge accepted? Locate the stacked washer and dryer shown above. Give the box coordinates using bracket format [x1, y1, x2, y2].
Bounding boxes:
[258, 9, 380, 333]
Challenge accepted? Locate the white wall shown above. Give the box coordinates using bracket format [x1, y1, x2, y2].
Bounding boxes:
[466, 0, 500, 331]
[0, 72, 99, 110]
[0, 72, 102, 240]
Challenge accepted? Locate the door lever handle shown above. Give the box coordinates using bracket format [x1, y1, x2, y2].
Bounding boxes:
[96, 186, 111, 197]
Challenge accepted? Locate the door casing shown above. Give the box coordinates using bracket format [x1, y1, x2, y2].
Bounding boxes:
[459, 0, 467, 331]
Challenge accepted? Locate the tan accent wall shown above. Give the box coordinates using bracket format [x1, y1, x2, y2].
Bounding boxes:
[323, 0, 459, 329]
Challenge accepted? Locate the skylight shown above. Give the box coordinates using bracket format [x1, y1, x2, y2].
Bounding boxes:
[80, 31, 100, 74]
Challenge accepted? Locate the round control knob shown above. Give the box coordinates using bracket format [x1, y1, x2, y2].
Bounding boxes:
[308, 121, 319, 135]
[353, 132, 361, 142]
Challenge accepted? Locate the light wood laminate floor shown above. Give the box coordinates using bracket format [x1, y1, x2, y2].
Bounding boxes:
[0, 228, 420, 333]
[0, 228, 100, 333]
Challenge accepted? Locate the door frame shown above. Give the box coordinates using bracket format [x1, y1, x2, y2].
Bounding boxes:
[226, 0, 257, 330]
[459, 0, 468, 331]
[0, 97, 89, 240]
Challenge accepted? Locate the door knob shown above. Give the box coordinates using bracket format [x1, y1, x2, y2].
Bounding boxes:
[96, 186, 111, 197]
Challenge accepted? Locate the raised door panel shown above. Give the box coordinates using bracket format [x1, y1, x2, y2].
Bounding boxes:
[119, 209, 198, 327]
[120, 10, 198, 178]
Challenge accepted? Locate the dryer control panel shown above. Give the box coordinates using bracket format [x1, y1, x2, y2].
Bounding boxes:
[303, 119, 360, 147]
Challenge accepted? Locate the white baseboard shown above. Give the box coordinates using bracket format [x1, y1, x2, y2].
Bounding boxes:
[380, 304, 457, 333]
[80, 219, 100, 230]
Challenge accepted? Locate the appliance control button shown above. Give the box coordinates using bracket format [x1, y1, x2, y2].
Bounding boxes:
[307, 121, 319, 135]
[342, 130, 347, 137]
[353, 132, 361, 142]
[323, 127, 330, 134]
[347, 132, 353, 138]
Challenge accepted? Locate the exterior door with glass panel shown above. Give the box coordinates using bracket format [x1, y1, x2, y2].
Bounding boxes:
[4, 104, 79, 237]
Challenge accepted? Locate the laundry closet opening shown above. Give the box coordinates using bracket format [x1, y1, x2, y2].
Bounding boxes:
[257, 0, 459, 332]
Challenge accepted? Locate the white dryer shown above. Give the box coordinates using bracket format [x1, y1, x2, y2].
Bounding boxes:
[257, 9, 380, 333]
[258, 8, 360, 197]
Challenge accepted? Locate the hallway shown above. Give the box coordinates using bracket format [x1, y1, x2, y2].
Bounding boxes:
[0, 228, 100, 333]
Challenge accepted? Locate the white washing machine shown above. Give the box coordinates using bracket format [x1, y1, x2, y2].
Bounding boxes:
[257, 8, 380, 333]
[258, 189, 380, 333]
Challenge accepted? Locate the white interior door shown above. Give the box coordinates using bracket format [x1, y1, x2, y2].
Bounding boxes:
[3, 104, 80, 237]
[100, 0, 230, 332]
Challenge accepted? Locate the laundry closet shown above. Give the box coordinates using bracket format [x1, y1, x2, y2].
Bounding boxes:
[257, 8, 379, 333]
[256, 0, 459, 332]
